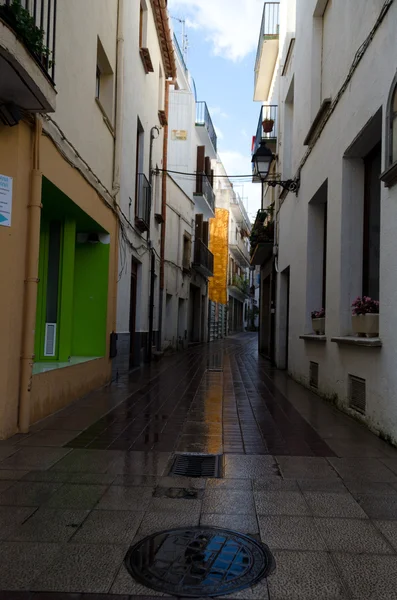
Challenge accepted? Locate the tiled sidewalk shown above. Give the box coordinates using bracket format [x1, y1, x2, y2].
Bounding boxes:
[0, 334, 397, 599]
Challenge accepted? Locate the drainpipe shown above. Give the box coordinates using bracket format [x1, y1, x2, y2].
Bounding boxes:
[113, 0, 124, 204]
[18, 116, 43, 433]
[147, 126, 160, 361]
[157, 79, 173, 351]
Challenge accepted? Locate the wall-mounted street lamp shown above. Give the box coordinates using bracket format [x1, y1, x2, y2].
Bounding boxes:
[252, 142, 300, 195]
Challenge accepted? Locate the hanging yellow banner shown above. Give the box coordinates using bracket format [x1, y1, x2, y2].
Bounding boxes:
[209, 208, 229, 305]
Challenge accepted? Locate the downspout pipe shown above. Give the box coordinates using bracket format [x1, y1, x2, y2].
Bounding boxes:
[19, 116, 43, 433]
[147, 126, 160, 361]
[157, 79, 173, 351]
[113, 0, 124, 204]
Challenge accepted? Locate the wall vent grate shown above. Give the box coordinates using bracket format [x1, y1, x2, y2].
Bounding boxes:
[309, 361, 319, 388]
[349, 375, 366, 414]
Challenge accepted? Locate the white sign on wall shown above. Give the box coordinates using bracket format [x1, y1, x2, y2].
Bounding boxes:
[0, 174, 13, 227]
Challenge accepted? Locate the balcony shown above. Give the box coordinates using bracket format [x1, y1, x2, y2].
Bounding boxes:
[193, 238, 214, 278]
[0, 0, 57, 115]
[229, 274, 250, 299]
[230, 191, 251, 233]
[252, 105, 277, 182]
[194, 172, 215, 219]
[254, 2, 280, 102]
[196, 101, 217, 154]
[250, 209, 274, 266]
[135, 173, 151, 233]
[173, 33, 187, 73]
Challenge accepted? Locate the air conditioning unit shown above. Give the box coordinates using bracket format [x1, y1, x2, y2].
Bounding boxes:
[44, 323, 57, 357]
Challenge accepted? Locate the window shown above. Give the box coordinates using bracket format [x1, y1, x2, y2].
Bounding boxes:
[306, 180, 328, 325]
[96, 38, 114, 125]
[388, 75, 397, 167]
[182, 233, 192, 271]
[362, 143, 381, 300]
[139, 1, 147, 48]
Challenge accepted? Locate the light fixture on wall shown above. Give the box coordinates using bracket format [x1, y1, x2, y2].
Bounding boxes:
[0, 103, 21, 127]
[252, 142, 300, 195]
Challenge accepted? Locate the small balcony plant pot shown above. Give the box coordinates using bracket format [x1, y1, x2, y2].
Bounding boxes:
[312, 318, 325, 335]
[262, 119, 274, 133]
[352, 314, 379, 338]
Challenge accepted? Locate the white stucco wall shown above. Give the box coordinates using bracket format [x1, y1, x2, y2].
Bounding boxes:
[271, 0, 397, 441]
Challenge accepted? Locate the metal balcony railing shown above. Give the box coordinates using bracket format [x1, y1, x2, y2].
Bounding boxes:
[135, 173, 151, 232]
[173, 33, 187, 72]
[0, 0, 57, 81]
[196, 101, 217, 152]
[252, 105, 278, 155]
[196, 172, 215, 213]
[193, 238, 214, 277]
[255, 2, 280, 72]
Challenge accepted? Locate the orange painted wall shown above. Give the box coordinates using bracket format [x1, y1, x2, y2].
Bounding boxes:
[0, 121, 118, 438]
[209, 208, 229, 306]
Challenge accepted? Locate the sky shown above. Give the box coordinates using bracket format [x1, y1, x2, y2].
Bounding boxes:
[168, 0, 264, 223]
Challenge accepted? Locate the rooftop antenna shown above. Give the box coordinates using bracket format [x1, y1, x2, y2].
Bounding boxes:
[171, 16, 189, 63]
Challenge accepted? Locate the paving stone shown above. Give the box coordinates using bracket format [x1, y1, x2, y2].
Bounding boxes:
[297, 479, 348, 493]
[200, 513, 259, 534]
[0, 446, 19, 461]
[0, 480, 16, 493]
[95, 486, 153, 511]
[45, 484, 109, 509]
[268, 550, 348, 599]
[110, 564, 165, 596]
[354, 494, 397, 519]
[17, 431, 79, 447]
[0, 470, 28, 481]
[206, 478, 251, 490]
[253, 479, 299, 492]
[328, 458, 397, 482]
[0, 482, 62, 506]
[276, 457, 339, 480]
[224, 455, 279, 479]
[0, 506, 38, 540]
[324, 438, 390, 458]
[0, 448, 71, 471]
[254, 491, 310, 516]
[258, 515, 326, 550]
[22, 471, 116, 485]
[315, 518, 393, 553]
[202, 489, 255, 514]
[136, 511, 200, 538]
[303, 492, 367, 518]
[8, 508, 89, 542]
[217, 580, 270, 599]
[50, 450, 123, 473]
[343, 480, 397, 495]
[72, 509, 143, 544]
[333, 553, 397, 599]
[156, 476, 207, 489]
[112, 475, 158, 487]
[108, 452, 171, 476]
[374, 520, 397, 551]
[147, 496, 202, 514]
[0, 542, 61, 590]
[31, 544, 125, 593]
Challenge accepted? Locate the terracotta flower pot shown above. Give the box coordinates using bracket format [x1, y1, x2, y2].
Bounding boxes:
[352, 314, 379, 338]
[262, 119, 274, 133]
[312, 317, 325, 335]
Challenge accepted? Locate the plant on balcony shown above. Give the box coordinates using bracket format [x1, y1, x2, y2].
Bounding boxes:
[0, 0, 53, 69]
[232, 275, 249, 295]
[249, 219, 274, 257]
[311, 308, 325, 335]
[262, 118, 274, 133]
[351, 296, 379, 338]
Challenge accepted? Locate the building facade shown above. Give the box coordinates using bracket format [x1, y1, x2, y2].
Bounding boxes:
[0, 0, 174, 438]
[209, 160, 251, 339]
[252, 0, 397, 443]
[162, 35, 216, 351]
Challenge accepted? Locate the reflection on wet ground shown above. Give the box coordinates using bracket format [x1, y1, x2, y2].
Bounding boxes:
[65, 335, 334, 456]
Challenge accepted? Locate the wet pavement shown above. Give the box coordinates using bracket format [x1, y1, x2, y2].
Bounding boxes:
[1, 333, 397, 598]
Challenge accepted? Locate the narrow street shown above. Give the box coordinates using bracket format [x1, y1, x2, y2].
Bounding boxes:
[0, 333, 396, 598]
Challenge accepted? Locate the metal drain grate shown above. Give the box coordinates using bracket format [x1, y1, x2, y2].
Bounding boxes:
[170, 454, 222, 478]
[124, 527, 276, 598]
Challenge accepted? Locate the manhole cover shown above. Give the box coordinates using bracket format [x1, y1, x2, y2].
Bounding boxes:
[125, 527, 275, 598]
[170, 454, 222, 478]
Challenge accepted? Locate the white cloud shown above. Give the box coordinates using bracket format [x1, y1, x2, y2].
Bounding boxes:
[219, 150, 261, 221]
[168, 0, 264, 61]
[215, 126, 224, 140]
[209, 106, 230, 119]
[241, 129, 248, 138]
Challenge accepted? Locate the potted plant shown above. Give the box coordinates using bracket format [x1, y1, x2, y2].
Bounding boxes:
[311, 308, 325, 335]
[262, 118, 274, 133]
[351, 297, 379, 337]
